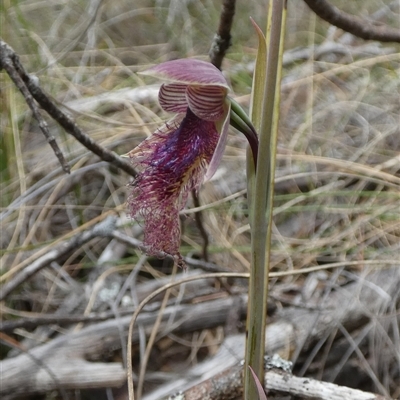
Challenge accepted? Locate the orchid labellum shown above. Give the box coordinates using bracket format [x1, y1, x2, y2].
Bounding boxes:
[128, 59, 257, 266]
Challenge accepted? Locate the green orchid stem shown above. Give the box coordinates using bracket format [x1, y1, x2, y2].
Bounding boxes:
[229, 99, 259, 169]
[244, 1, 287, 399]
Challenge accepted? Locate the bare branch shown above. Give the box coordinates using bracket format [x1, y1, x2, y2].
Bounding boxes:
[303, 0, 400, 43]
[209, 0, 236, 70]
[190, 191, 210, 261]
[0, 39, 137, 178]
[177, 364, 388, 400]
[110, 230, 228, 273]
[0, 40, 70, 173]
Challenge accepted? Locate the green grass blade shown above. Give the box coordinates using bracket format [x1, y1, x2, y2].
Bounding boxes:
[244, 1, 287, 399]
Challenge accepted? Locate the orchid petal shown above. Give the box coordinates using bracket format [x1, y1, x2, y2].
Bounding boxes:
[158, 83, 188, 113]
[129, 109, 219, 258]
[204, 99, 231, 181]
[127, 114, 184, 159]
[140, 59, 230, 89]
[186, 85, 227, 121]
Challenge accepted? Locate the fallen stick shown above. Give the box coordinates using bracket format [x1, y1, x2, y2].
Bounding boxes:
[168, 362, 388, 400]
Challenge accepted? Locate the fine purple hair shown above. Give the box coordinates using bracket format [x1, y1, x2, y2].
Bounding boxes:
[129, 109, 219, 262]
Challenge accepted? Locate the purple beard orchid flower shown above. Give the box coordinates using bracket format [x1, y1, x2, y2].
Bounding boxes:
[128, 59, 257, 267]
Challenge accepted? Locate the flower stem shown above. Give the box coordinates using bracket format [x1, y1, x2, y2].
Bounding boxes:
[229, 97, 259, 169]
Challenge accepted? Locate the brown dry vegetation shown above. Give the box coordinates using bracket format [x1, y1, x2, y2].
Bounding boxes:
[1, 1, 400, 400]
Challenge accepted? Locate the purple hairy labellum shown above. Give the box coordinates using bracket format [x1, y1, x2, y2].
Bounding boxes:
[128, 59, 258, 266]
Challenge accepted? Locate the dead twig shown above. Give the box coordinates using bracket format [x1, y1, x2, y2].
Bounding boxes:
[176, 362, 388, 400]
[303, 0, 400, 43]
[0, 309, 135, 333]
[0, 40, 70, 174]
[209, 0, 236, 70]
[0, 39, 137, 178]
[190, 191, 210, 261]
[111, 229, 229, 273]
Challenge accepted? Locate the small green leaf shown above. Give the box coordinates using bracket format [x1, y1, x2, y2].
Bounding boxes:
[249, 366, 268, 400]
